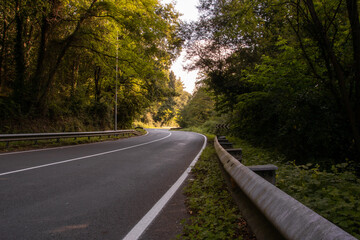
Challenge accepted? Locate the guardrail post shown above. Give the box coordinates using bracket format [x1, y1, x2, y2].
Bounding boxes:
[220, 142, 233, 149]
[248, 164, 278, 185]
[226, 148, 243, 161]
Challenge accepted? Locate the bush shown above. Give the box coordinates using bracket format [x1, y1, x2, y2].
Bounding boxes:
[230, 89, 351, 167]
[86, 101, 112, 128]
[276, 162, 360, 238]
[0, 97, 20, 120]
[230, 137, 360, 238]
[201, 120, 218, 134]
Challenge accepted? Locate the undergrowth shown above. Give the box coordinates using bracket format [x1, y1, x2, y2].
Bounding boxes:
[228, 137, 360, 239]
[177, 137, 251, 240]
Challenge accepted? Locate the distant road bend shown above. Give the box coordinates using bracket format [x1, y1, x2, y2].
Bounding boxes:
[0, 129, 206, 240]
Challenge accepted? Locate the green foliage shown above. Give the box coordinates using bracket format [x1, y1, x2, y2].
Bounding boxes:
[277, 163, 360, 238]
[86, 101, 112, 127]
[137, 71, 190, 127]
[0, 98, 20, 120]
[178, 87, 215, 128]
[179, 144, 243, 240]
[200, 120, 219, 134]
[184, 0, 360, 166]
[0, 0, 182, 132]
[229, 137, 360, 239]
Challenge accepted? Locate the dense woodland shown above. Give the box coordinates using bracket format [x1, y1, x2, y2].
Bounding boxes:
[1, 0, 360, 171]
[0, 0, 185, 132]
[178, 1, 360, 234]
[180, 0, 360, 172]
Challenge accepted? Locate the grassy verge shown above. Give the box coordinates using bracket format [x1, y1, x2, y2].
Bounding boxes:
[0, 131, 145, 153]
[177, 133, 255, 240]
[228, 137, 360, 239]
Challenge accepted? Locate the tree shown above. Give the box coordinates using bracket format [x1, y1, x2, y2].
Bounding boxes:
[139, 71, 190, 127]
[183, 0, 360, 168]
[0, 0, 183, 131]
[178, 86, 214, 128]
[285, 0, 360, 156]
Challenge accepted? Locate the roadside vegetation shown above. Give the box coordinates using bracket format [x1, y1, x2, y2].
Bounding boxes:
[180, 126, 360, 238]
[174, 1, 360, 236]
[181, 0, 360, 173]
[228, 137, 360, 239]
[177, 134, 255, 240]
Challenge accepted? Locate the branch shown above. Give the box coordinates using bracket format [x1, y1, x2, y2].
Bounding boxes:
[69, 44, 133, 64]
[325, 0, 343, 33]
[286, 16, 325, 82]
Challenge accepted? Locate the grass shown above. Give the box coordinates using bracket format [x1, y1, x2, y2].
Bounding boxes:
[0, 131, 144, 153]
[176, 133, 255, 240]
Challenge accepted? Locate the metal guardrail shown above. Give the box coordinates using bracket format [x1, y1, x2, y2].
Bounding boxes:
[214, 136, 356, 240]
[0, 130, 140, 144]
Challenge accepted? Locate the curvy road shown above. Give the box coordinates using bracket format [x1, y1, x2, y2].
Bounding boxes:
[0, 129, 206, 240]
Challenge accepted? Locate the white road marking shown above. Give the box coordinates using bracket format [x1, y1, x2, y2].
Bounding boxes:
[0, 131, 150, 156]
[0, 132, 170, 177]
[122, 133, 207, 240]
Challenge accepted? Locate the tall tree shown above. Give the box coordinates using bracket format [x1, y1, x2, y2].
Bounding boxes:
[184, 0, 360, 166]
[0, 0, 182, 130]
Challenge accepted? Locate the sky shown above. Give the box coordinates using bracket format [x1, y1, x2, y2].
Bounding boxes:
[161, 0, 200, 93]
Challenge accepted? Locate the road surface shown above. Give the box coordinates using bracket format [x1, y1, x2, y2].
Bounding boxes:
[0, 129, 205, 240]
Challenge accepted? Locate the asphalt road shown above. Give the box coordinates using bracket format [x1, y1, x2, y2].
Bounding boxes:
[0, 129, 205, 240]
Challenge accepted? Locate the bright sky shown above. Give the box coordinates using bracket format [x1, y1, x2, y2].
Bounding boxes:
[161, 0, 200, 93]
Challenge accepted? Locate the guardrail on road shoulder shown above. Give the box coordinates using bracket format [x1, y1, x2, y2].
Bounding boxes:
[214, 136, 356, 240]
[0, 130, 140, 145]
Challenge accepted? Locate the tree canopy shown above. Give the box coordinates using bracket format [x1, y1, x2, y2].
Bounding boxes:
[183, 0, 360, 168]
[0, 0, 182, 131]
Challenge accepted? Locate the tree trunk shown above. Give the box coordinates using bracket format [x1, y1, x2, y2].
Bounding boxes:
[94, 66, 101, 102]
[304, 0, 360, 158]
[346, 0, 360, 122]
[346, 0, 360, 162]
[70, 59, 79, 98]
[35, 0, 98, 111]
[30, 14, 48, 112]
[0, 17, 7, 93]
[13, 0, 25, 110]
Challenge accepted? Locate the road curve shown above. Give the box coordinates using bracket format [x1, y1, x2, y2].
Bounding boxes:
[0, 129, 205, 240]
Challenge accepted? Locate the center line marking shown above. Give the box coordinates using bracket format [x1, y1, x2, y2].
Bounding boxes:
[0, 132, 171, 177]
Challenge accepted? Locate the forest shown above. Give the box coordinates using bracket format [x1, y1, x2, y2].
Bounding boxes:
[1, 0, 360, 171]
[1, 0, 359, 236]
[177, 1, 360, 235]
[0, 0, 187, 132]
[180, 0, 360, 173]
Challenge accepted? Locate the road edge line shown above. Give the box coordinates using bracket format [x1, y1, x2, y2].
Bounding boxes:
[122, 133, 207, 240]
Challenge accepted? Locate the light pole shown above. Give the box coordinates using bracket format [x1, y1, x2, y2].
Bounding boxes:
[115, 32, 118, 131]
